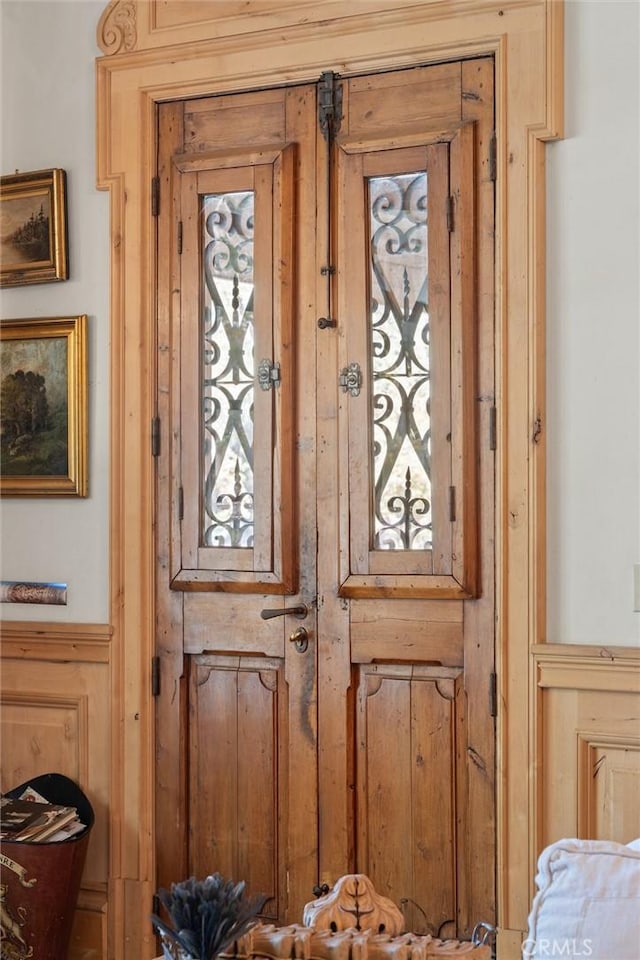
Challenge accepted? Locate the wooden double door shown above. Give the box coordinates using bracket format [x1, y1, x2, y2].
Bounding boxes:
[154, 58, 496, 940]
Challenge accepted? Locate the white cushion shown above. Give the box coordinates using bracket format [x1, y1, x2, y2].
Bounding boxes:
[523, 838, 640, 959]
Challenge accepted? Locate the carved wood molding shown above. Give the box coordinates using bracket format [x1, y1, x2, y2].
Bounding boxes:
[0, 621, 113, 663]
[534, 645, 640, 693]
[98, 0, 137, 55]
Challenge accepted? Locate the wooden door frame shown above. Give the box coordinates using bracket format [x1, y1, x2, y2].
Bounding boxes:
[95, 2, 563, 957]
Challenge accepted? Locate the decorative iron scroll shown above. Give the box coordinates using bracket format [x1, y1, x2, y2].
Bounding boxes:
[201, 191, 255, 548]
[368, 173, 432, 551]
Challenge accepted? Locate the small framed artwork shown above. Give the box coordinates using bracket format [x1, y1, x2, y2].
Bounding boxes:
[0, 315, 88, 497]
[0, 168, 69, 287]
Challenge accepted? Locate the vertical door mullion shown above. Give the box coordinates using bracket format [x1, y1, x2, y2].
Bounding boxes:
[449, 124, 478, 595]
[179, 170, 201, 573]
[252, 163, 275, 571]
[426, 141, 453, 576]
[339, 147, 370, 578]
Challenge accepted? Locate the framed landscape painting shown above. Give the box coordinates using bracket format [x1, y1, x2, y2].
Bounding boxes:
[0, 168, 68, 286]
[0, 315, 87, 496]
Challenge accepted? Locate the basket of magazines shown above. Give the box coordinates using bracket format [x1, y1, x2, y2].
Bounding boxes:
[0, 772, 94, 960]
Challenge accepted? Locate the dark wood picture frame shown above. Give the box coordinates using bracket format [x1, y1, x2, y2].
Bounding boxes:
[0, 315, 88, 497]
[0, 168, 69, 286]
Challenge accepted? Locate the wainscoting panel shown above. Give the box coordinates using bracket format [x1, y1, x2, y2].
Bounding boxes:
[534, 644, 640, 854]
[0, 622, 112, 960]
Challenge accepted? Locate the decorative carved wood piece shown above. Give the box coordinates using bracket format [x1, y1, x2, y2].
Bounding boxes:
[302, 874, 405, 935]
[98, 0, 137, 55]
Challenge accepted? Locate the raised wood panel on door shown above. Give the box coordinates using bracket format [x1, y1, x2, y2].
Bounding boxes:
[0, 624, 112, 960]
[356, 664, 465, 938]
[188, 655, 285, 921]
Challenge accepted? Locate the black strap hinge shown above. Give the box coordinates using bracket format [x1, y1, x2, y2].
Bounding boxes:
[151, 176, 160, 217]
[446, 195, 454, 232]
[489, 672, 497, 717]
[489, 405, 497, 451]
[488, 131, 497, 182]
[151, 416, 160, 457]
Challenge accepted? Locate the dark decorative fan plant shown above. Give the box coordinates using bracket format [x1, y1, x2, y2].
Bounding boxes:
[151, 873, 269, 960]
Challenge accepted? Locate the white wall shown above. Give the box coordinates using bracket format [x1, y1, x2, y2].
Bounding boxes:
[0, 0, 110, 623]
[546, 0, 640, 645]
[0, 0, 638, 643]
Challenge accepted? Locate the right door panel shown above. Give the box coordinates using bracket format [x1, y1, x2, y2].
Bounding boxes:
[321, 58, 496, 938]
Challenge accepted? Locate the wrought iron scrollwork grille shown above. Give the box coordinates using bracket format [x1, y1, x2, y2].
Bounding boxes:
[368, 172, 432, 551]
[201, 190, 256, 548]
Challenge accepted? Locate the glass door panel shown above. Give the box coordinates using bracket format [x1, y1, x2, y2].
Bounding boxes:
[338, 139, 478, 597]
[172, 148, 297, 592]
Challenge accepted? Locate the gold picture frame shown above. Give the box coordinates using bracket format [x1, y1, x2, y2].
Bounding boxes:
[0, 315, 88, 497]
[0, 168, 68, 286]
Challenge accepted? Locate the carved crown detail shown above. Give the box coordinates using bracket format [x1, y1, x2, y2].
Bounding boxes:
[98, 0, 137, 56]
[303, 874, 406, 936]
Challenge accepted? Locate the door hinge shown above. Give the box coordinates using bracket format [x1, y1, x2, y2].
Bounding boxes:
[152, 893, 161, 918]
[151, 416, 160, 457]
[449, 485, 456, 522]
[151, 176, 160, 217]
[178, 486, 184, 522]
[489, 405, 497, 451]
[318, 70, 343, 143]
[152, 656, 161, 697]
[489, 672, 497, 718]
[488, 131, 497, 182]
[177, 220, 183, 255]
[258, 358, 281, 390]
[446, 194, 454, 232]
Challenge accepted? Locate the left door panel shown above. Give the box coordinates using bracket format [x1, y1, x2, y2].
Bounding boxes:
[154, 88, 320, 924]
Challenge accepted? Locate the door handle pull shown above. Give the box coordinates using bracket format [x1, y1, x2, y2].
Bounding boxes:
[260, 603, 308, 620]
[289, 627, 309, 653]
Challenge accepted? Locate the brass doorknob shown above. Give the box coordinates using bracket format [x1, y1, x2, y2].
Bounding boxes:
[289, 627, 309, 653]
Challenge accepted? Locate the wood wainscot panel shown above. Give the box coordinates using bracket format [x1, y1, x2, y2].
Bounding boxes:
[577, 736, 640, 841]
[533, 644, 640, 854]
[0, 622, 112, 957]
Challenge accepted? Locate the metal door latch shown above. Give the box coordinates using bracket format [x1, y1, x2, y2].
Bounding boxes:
[339, 361, 362, 397]
[258, 359, 281, 390]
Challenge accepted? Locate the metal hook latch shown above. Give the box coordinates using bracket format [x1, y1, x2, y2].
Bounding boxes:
[339, 361, 362, 397]
[258, 358, 281, 391]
